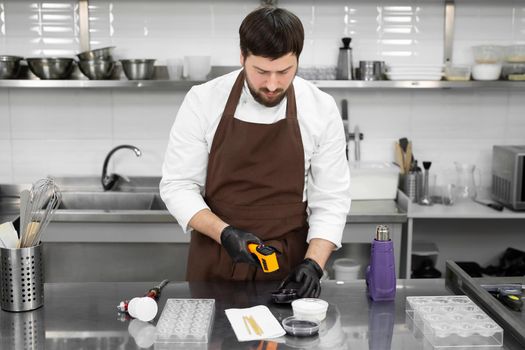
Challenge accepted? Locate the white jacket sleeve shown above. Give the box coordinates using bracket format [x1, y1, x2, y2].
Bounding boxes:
[160, 87, 210, 232]
[306, 98, 352, 249]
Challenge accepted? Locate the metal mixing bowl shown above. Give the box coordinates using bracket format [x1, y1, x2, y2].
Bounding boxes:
[77, 46, 115, 61]
[0, 55, 23, 79]
[26, 58, 75, 79]
[78, 59, 115, 80]
[120, 59, 156, 80]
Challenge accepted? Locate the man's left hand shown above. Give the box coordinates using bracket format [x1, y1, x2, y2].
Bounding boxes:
[278, 258, 323, 298]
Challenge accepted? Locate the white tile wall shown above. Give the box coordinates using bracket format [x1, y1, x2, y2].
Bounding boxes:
[9, 89, 113, 140]
[0, 0, 524, 186]
[0, 91, 10, 140]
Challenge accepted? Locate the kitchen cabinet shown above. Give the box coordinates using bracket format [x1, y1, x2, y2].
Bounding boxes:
[398, 191, 525, 278]
[23, 200, 406, 282]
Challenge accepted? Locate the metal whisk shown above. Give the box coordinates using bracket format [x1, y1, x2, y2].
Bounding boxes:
[19, 177, 62, 248]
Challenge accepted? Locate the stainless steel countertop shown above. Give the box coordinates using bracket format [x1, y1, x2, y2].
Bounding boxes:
[0, 279, 521, 349]
[43, 199, 406, 223]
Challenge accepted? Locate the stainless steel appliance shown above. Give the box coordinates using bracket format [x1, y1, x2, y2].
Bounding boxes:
[492, 145, 525, 210]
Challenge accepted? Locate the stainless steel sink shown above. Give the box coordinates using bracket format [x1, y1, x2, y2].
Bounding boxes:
[52, 176, 161, 193]
[58, 192, 167, 211]
[1, 177, 172, 222]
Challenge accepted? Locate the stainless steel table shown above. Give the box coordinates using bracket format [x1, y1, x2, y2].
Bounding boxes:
[0, 279, 522, 349]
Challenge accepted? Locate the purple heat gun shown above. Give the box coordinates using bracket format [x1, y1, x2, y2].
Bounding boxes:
[366, 225, 396, 301]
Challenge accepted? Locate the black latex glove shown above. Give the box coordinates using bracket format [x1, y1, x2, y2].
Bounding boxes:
[278, 258, 323, 298]
[220, 225, 263, 266]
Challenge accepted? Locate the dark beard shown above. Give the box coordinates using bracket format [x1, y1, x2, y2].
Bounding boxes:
[245, 78, 287, 108]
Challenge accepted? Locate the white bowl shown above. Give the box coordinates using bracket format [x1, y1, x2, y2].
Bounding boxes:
[471, 64, 502, 81]
[292, 298, 329, 322]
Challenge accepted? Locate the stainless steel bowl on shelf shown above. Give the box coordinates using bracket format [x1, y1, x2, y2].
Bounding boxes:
[120, 59, 156, 80]
[26, 57, 75, 79]
[78, 59, 115, 80]
[76, 46, 115, 61]
[0, 55, 23, 79]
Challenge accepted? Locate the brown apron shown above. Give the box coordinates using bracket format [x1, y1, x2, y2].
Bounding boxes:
[186, 70, 308, 281]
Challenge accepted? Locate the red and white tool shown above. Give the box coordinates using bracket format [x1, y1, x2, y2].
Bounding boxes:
[117, 279, 169, 322]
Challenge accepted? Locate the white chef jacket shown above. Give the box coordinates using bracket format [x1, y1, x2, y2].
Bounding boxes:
[160, 69, 351, 248]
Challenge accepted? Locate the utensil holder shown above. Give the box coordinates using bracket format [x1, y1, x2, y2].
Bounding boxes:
[0, 244, 44, 312]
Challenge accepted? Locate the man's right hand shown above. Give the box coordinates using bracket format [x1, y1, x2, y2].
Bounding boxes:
[220, 226, 263, 266]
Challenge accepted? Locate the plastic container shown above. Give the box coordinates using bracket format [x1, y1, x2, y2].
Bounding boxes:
[504, 45, 525, 63]
[472, 45, 504, 64]
[349, 161, 399, 200]
[471, 64, 502, 81]
[444, 65, 471, 81]
[333, 258, 361, 281]
[501, 63, 525, 80]
[292, 298, 329, 322]
[282, 316, 320, 337]
[406, 296, 503, 348]
[155, 299, 215, 344]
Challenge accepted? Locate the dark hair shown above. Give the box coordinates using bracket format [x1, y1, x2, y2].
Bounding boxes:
[239, 7, 304, 60]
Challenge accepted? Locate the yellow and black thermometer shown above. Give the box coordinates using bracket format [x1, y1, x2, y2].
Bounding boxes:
[248, 243, 279, 273]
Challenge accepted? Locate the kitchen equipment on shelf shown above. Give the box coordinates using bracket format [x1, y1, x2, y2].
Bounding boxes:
[0, 55, 23, 79]
[297, 66, 336, 80]
[120, 59, 156, 80]
[419, 161, 433, 205]
[78, 59, 115, 80]
[166, 58, 183, 80]
[473, 45, 504, 64]
[491, 145, 525, 210]
[336, 37, 353, 80]
[366, 225, 396, 301]
[76, 46, 116, 80]
[358, 60, 385, 80]
[385, 64, 444, 81]
[472, 63, 502, 80]
[504, 44, 525, 63]
[76, 46, 115, 61]
[444, 64, 471, 81]
[183, 55, 211, 81]
[454, 162, 480, 201]
[26, 57, 75, 79]
[501, 63, 525, 80]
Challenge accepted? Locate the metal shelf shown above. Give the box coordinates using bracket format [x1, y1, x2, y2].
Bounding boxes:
[312, 80, 525, 89]
[0, 79, 202, 89]
[1, 79, 525, 89]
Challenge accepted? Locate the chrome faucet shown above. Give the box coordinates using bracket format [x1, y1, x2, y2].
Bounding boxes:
[101, 144, 142, 191]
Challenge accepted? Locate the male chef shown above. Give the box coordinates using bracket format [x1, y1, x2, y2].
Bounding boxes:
[160, 6, 351, 298]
